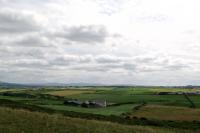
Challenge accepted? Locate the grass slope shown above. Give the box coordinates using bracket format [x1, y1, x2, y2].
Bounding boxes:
[0, 107, 198, 133]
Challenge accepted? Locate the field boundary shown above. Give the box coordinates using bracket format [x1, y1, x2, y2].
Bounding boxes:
[183, 93, 196, 108]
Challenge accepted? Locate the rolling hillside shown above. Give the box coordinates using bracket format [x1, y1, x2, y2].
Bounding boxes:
[0, 107, 198, 133]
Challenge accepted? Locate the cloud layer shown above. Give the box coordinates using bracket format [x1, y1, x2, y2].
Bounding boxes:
[0, 0, 200, 85]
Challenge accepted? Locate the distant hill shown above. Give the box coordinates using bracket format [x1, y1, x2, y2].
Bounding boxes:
[0, 81, 104, 87]
[0, 81, 24, 87]
[1, 81, 199, 88]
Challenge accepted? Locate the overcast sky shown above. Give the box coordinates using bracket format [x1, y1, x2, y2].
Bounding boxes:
[0, 0, 200, 85]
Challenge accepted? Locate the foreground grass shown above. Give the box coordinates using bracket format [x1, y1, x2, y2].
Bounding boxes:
[131, 105, 200, 121]
[0, 107, 198, 133]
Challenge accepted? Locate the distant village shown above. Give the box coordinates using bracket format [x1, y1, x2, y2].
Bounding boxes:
[64, 99, 107, 108]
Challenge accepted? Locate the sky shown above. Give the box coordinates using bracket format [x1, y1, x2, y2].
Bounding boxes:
[0, 0, 200, 85]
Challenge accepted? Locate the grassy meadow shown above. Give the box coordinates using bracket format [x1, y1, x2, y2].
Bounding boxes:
[0, 107, 198, 133]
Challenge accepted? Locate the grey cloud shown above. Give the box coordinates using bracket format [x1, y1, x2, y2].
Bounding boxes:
[134, 56, 155, 63]
[95, 55, 121, 63]
[0, 9, 39, 34]
[94, 55, 191, 72]
[0, 45, 46, 58]
[69, 54, 191, 73]
[73, 65, 109, 72]
[148, 56, 192, 71]
[165, 64, 190, 71]
[122, 63, 137, 71]
[0, 47, 192, 74]
[112, 33, 122, 38]
[8, 59, 48, 67]
[71, 62, 137, 73]
[163, 59, 191, 71]
[0, 58, 49, 75]
[14, 34, 51, 47]
[0, 51, 195, 84]
[0, 69, 51, 84]
[15, 48, 45, 58]
[49, 55, 92, 66]
[54, 25, 108, 44]
[0, 34, 51, 47]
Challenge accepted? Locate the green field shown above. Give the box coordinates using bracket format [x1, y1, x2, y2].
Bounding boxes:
[0, 86, 200, 132]
[1, 87, 200, 114]
[45, 89, 96, 96]
[40, 104, 138, 116]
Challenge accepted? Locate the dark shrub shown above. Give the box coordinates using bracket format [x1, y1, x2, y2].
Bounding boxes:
[125, 116, 131, 119]
[132, 116, 138, 119]
[140, 117, 147, 121]
[81, 103, 89, 108]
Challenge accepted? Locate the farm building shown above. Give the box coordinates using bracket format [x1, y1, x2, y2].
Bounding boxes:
[88, 100, 107, 108]
[64, 100, 82, 106]
[64, 99, 107, 108]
